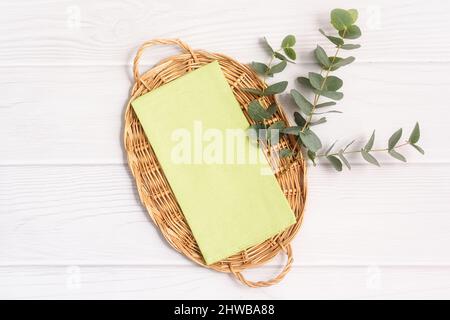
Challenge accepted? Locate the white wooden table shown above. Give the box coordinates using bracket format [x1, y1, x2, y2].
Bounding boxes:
[1, 0, 449, 299]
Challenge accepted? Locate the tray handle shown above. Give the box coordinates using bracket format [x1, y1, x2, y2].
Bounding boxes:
[133, 38, 198, 85]
[230, 243, 293, 288]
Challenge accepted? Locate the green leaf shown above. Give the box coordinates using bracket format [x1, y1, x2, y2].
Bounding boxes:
[251, 62, 269, 76]
[308, 73, 343, 92]
[327, 155, 343, 171]
[325, 76, 343, 91]
[247, 124, 265, 144]
[348, 9, 359, 23]
[314, 45, 330, 68]
[310, 117, 327, 126]
[267, 121, 286, 142]
[411, 144, 425, 155]
[291, 89, 313, 115]
[279, 148, 294, 158]
[281, 35, 296, 48]
[316, 101, 337, 108]
[341, 44, 361, 50]
[247, 100, 270, 122]
[315, 90, 344, 100]
[274, 52, 295, 63]
[264, 81, 288, 95]
[325, 140, 337, 155]
[308, 72, 324, 90]
[282, 126, 302, 135]
[388, 128, 403, 150]
[329, 56, 355, 70]
[294, 112, 306, 127]
[408, 122, 420, 144]
[339, 25, 361, 39]
[263, 37, 274, 54]
[364, 130, 375, 151]
[243, 88, 264, 95]
[266, 103, 278, 116]
[338, 150, 351, 170]
[268, 60, 287, 75]
[283, 47, 297, 60]
[307, 150, 317, 165]
[297, 76, 313, 89]
[299, 129, 322, 152]
[319, 29, 344, 46]
[388, 149, 407, 162]
[361, 149, 380, 166]
[343, 139, 355, 151]
[312, 110, 342, 115]
[330, 8, 354, 31]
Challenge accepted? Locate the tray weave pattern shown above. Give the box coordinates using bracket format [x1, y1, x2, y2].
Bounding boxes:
[124, 39, 307, 287]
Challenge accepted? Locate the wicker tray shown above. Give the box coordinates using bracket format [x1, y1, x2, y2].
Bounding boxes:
[124, 39, 307, 287]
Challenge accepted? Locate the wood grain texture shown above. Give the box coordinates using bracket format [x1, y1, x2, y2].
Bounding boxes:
[0, 0, 449, 298]
[1, 165, 449, 266]
[0, 64, 446, 164]
[1, 265, 449, 300]
[0, 0, 449, 65]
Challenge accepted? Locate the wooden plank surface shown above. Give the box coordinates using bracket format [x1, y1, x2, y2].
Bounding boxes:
[0, 0, 449, 299]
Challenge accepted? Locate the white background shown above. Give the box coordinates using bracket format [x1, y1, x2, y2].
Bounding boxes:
[1, 0, 449, 299]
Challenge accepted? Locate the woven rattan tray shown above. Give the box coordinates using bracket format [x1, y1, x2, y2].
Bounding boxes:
[124, 39, 307, 287]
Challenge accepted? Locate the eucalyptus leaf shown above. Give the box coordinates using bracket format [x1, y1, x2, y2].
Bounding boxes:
[283, 47, 297, 60]
[291, 89, 313, 115]
[316, 101, 337, 108]
[264, 81, 288, 95]
[267, 121, 286, 142]
[339, 25, 361, 39]
[282, 126, 302, 135]
[314, 45, 330, 68]
[341, 44, 361, 50]
[330, 8, 354, 31]
[308, 72, 324, 90]
[411, 144, 425, 155]
[251, 62, 269, 76]
[325, 140, 337, 155]
[268, 60, 287, 75]
[319, 29, 344, 46]
[310, 117, 327, 126]
[315, 90, 344, 100]
[343, 139, 356, 151]
[325, 76, 343, 91]
[327, 155, 343, 171]
[279, 148, 294, 158]
[294, 112, 306, 127]
[348, 9, 358, 23]
[313, 110, 342, 115]
[247, 100, 270, 122]
[409, 122, 420, 144]
[299, 129, 322, 152]
[263, 37, 274, 54]
[307, 150, 317, 165]
[281, 35, 296, 48]
[388, 128, 403, 150]
[364, 130, 375, 151]
[388, 149, 407, 162]
[361, 149, 380, 166]
[274, 52, 295, 63]
[243, 88, 264, 95]
[338, 150, 351, 170]
[266, 103, 278, 116]
[330, 56, 355, 70]
[297, 76, 313, 89]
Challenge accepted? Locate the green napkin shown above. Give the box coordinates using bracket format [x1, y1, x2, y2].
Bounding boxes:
[132, 61, 296, 265]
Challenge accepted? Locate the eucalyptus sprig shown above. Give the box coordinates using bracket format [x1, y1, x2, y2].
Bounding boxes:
[245, 8, 424, 170]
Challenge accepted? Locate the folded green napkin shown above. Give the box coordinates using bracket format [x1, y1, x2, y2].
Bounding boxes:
[132, 61, 295, 264]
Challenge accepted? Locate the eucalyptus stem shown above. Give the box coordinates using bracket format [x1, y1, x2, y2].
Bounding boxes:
[316, 141, 410, 158]
[301, 30, 346, 132]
